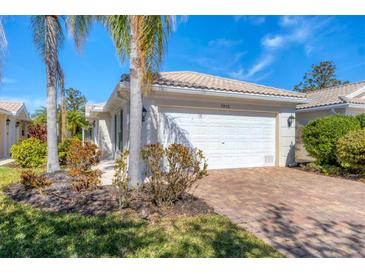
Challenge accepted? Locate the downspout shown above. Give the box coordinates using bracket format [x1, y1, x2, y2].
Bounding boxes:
[330, 108, 338, 114]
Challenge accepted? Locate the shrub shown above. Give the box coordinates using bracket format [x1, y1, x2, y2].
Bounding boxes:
[336, 128, 365, 175]
[302, 115, 360, 164]
[20, 169, 52, 189]
[11, 138, 47, 168]
[28, 123, 47, 142]
[66, 139, 102, 191]
[112, 149, 130, 208]
[58, 137, 78, 166]
[356, 113, 365, 128]
[69, 168, 102, 192]
[141, 143, 208, 206]
[66, 139, 101, 171]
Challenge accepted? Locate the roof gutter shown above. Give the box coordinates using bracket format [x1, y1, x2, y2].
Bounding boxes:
[153, 84, 309, 104]
[296, 103, 349, 113]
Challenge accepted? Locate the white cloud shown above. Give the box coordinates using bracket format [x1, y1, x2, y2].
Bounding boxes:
[262, 35, 285, 48]
[234, 16, 266, 25]
[279, 16, 299, 27]
[208, 38, 243, 48]
[228, 54, 274, 81]
[1, 77, 17, 84]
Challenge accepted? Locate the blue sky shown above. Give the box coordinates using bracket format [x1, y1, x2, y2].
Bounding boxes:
[1, 15, 365, 113]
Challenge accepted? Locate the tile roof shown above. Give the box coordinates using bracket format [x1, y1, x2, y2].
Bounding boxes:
[297, 81, 365, 109]
[0, 101, 24, 115]
[121, 71, 305, 98]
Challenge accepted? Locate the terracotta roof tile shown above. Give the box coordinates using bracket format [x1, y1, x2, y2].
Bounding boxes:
[0, 101, 24, 115]
[296, 81, 365, 109]
[121, 71, 305, 98]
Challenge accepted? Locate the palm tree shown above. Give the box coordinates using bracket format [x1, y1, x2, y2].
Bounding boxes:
[31, 16, 64, 172]
[67, 109, 89, 137]
[58, 65, 67, 143]
[32, 106, 47, 124]
[0, 17, 8, 82]
[105, 16, 174, 187]
[67, 16, 174, 187]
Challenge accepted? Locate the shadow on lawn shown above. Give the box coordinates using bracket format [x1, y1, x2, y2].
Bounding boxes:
[258, 203, 365, 257]
[0, 197, 280, 258]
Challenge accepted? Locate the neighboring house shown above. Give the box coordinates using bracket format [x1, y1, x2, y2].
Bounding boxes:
[86, 71, 308, 170]
[296, 81, 365, 163]
[0, 101, 31, 159]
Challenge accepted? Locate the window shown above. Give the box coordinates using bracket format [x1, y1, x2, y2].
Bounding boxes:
[114, 114, 117, 151]
[118, 110, 123, 150]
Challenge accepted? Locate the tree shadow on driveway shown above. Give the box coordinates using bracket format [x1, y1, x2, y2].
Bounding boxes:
[256, 203, 365, 257]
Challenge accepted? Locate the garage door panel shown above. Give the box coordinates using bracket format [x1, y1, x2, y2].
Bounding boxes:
[160, 108, 276, 169]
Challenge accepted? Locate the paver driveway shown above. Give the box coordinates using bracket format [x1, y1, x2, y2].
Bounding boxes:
[192, 167, 365, 257]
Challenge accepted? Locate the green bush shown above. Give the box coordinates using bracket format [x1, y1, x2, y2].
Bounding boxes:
[356, 113, 365, 128]
[302, 115, 360, 164]
[336, 128, 365, 175]
[11, 138, 47, 168]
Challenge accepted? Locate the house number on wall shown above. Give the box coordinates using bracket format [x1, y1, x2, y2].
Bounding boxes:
[220, 104, 231, 109]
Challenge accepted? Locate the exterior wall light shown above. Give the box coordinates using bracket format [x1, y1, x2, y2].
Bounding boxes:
[6, 118, 10, 126]
[15, 121, 20, 128]
[287, 114, 295, 128]
[142, 107, 147, 122]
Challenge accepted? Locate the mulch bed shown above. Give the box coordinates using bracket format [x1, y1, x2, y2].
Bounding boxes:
[5, 171, 214, 219]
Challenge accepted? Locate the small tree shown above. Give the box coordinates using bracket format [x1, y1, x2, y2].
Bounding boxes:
[294, 61, 349, 93]
[66, 88, 87, 112]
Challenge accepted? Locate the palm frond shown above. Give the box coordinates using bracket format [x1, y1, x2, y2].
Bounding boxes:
[31, 16, 64, 61]
[137, 16, 175, 92]
[104, 16, 130, 63]
[67, 15, 95, 51]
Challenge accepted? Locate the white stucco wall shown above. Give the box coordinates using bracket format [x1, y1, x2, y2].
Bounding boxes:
[142, 94, 298, 167]
[93, 91, 300, 168]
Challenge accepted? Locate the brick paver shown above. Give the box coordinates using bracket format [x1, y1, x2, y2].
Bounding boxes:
[192, 167, 365, 257]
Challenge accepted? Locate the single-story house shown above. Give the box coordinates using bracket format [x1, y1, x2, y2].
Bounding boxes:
[86, 71, 309, 170]
[0, 101, 31, 159]
[295, 81, 365, 163]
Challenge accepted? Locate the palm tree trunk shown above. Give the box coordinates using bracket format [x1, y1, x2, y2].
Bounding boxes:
[128, 25, 143, 188]
[45, 15, 60, 172]
[60, 72, 67, 143]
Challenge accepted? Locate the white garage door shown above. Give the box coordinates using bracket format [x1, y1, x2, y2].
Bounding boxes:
[160, 108, 276, 169]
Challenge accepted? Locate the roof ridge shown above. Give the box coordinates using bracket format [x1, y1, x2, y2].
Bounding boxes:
[160, 71, 294, 94]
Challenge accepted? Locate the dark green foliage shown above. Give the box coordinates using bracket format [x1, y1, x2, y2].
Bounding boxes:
[336, 129, 365, 175]
[294, 61, 349, 92]
[66, 88, 87, 112]
[11, 138, 47, 168]
[356, 113, 365, 128]
[302, 115, 360, 164]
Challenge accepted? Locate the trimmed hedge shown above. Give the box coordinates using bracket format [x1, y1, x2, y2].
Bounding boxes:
[302, 115, 360, 164]
[336, 128, 365, 174]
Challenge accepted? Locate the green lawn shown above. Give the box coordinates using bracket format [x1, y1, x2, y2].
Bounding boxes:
[0, 166, 282, 258]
